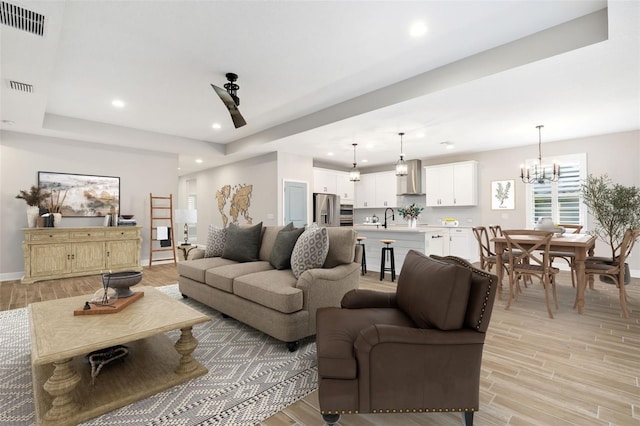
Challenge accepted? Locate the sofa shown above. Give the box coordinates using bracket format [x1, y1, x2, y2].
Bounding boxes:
[178, 222, 362, 350]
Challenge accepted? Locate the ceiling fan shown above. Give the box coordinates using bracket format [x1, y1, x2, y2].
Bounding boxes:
[211, 73, 246, 128]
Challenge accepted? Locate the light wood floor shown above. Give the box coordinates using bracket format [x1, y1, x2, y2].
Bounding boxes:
[2, 264, 639, 425]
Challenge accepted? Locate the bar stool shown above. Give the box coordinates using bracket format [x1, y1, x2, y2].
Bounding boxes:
[356, 236, 367, 275]
[379, 239, 396, 282]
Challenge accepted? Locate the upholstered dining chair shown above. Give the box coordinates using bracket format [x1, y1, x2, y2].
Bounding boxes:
[315, 251, 498, 426]
[584, 228, 640, 318]
[548, 224, 584, 288]
[502, 229, 559, 318]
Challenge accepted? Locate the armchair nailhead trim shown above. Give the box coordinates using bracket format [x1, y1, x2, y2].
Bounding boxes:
[371, 407, 477, 413]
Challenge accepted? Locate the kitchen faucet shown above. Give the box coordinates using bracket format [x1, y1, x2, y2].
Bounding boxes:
[383, 207, 395, 229]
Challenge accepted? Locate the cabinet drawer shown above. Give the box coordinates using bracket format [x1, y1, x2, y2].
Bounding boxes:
[70, 231, 106, 239]
[106, 229, 140, 239]
[31, 232, 70, 242]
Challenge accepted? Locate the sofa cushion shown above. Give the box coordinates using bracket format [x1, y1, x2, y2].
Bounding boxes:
[204, 225, 227, 258]
[259, 224, 289, 262]
[396, 250, 472, 330]
[233, 269, 302, 313]
[222, 222, 263, 262]
[270, 226, 305, 270]
[291, 226, 329, 279]
[204, 261, 273, 293]
[323, 228, 356, 268]
[178, 256, 238, 283]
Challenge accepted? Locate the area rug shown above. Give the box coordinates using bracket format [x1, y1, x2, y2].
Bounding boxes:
[0, 285, 318, 425]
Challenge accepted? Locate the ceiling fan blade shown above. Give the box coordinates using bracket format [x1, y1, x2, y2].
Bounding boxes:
[211, 84, 246, 128]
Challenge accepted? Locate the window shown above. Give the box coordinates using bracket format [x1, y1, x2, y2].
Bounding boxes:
[187, 179, 197, 242]
[525, 153, 587, 228]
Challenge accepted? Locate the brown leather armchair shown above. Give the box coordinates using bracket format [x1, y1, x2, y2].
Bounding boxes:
[316, 251, 498, 426]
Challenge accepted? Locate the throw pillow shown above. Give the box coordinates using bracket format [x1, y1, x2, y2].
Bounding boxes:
[396, 250, 472, 330]
[221, 222, 263, 262]
[291, 226, 329, 278]
[204, 225, 227, 258]
[269, 227, 305, 270]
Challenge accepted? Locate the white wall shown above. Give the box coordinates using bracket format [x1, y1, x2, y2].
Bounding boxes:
[0, 131, 178, 280]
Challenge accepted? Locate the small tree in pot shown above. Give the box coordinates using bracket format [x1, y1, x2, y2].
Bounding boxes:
[581, 174, 640, 283]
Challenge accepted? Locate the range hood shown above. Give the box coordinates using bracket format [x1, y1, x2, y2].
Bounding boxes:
[397, 159, 424, 195]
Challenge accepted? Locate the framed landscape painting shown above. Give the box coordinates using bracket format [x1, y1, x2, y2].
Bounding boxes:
[491, 179, 515, 210]
[38, 171, 120, 217]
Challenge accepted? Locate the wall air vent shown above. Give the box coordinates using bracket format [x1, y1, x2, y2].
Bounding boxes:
[9, 80, 33, 93]
[0, 1, 45, 36]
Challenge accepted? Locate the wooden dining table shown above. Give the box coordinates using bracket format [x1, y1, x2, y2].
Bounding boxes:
[492, 233, 597, 314]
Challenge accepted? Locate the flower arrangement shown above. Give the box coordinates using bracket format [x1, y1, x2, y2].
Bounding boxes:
[15, 185, 50, 207]
[397, 203, 424, 220]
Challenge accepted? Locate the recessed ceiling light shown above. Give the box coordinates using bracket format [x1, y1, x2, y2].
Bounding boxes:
[195, 159, 203, 164]
[362, 159, 369, 163]
[410, 22, 427, 38]
[111, 99, 125, 108]
[212, 123, 221, 129]
[416, 132, 425, 138]
[440, 141, 454, 150]
[327, 152, 334, 156]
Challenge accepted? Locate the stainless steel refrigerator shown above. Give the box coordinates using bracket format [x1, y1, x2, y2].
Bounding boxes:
[313, 193, 341, 226]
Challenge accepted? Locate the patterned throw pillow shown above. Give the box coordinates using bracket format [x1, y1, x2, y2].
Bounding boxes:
[204, 225, 227, 258]
[290, 226, 329, 279]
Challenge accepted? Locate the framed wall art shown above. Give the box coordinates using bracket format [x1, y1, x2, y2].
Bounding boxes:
[38, 171, 120, 217]
[491, 179, 515, 210]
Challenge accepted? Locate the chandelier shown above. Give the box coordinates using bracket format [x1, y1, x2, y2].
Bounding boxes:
[520, 125, 559, 184]
[395, 132, 407, 176]
[349, 143, 360, 182]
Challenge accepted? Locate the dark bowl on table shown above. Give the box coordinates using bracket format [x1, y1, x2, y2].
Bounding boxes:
[121, 215, 135, 220]
[102, 271, 143, 298]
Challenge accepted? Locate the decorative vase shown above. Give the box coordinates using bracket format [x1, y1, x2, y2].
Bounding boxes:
[408, 218, 417, 228]
[53, 213, 62, 227]
[26, 205, 39, 228]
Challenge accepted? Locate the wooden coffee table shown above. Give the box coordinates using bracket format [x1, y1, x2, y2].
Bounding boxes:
[28, 286, 210, 426]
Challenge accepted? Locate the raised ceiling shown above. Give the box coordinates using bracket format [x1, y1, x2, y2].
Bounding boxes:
[1, 0, 638, 175]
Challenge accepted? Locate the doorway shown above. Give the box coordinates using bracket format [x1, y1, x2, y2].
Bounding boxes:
[284, 180, 308, 227]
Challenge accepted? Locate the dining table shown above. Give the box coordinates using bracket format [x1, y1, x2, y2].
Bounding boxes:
[492, 233, 597, 314]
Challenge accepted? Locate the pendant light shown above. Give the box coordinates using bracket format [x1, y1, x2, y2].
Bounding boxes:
[519, 125, 560, 184]
[395, 132, 407, 176]
[349, 143, 360, 182]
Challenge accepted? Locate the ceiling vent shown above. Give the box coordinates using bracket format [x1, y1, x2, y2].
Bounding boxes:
[0, 1, 45, 36]
[9, 80, 33, 93]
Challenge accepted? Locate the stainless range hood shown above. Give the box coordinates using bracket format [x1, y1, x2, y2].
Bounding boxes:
[397, 159, 424, 195]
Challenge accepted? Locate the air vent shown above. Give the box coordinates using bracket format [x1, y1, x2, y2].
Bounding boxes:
[9, 80, 33, 92]
[0, 1, 45, 36]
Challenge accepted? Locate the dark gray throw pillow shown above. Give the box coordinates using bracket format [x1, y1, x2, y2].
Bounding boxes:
[269, 227, 305, 269]
[222, 222, 263, 262]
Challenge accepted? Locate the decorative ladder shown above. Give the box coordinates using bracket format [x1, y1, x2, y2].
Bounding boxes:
[149, 193, 177, 267]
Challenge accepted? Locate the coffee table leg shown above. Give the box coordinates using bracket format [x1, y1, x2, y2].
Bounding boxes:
[174, 326, 199, 374]
[42, 358, 81, 422]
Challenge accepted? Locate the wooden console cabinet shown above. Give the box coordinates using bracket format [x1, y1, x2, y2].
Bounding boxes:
[22, 226, 142, 284]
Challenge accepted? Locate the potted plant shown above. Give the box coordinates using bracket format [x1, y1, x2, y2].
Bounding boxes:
[581, 174, 640, 284]
[16, 185, 51, 228]
[398, 203, 424, 228]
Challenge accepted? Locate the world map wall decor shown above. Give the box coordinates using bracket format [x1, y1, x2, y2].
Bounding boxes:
[215, 184, 253, 227]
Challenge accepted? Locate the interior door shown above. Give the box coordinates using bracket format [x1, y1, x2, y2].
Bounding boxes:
[284, 180, 308, 227]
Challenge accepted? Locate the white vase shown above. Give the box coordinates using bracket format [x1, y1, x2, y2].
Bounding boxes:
[408, 218, 417, 228]
[26, 206, 39, 228]
[53, 213, 62, 227]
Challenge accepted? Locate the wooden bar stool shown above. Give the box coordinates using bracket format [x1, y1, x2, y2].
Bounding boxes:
[379, 239, 396, 282]
[356, 236, 367, 275]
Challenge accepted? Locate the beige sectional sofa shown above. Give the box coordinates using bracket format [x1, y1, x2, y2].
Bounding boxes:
[178, 224, 362, 350]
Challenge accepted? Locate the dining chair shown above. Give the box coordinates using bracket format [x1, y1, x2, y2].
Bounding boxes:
[490, 224, 533, 287]
[548, 224, 584, 288]
[472, 226, 509, 275]
[583, 228, 640, 318]
[502, 229, 559, 318]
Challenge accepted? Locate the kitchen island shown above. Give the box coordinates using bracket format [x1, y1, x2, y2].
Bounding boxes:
[354, 225, 478, 274]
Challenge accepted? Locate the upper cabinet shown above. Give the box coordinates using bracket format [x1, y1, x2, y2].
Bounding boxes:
[355, 171, 398, 208]
[313, 168, 354, 203]
[424, 161, 478, 207]
[313, 168, 337, 194]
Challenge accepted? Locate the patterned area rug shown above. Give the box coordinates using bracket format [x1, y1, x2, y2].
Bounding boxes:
[0, 285, 318, 425]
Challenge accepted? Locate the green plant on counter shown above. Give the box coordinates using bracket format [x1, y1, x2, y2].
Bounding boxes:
[398, 203, 424, 220]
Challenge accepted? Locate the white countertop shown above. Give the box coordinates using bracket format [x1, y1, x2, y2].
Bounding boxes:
[354, 224, 450, 233]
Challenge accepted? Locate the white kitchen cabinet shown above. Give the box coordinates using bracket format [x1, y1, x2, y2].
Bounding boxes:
[444, 227, 477, 261]
[355, 172, 398, 208]
[313, 168, 337, 194]
[424, 161, 477, 207]
[336, 171, 355, 203]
